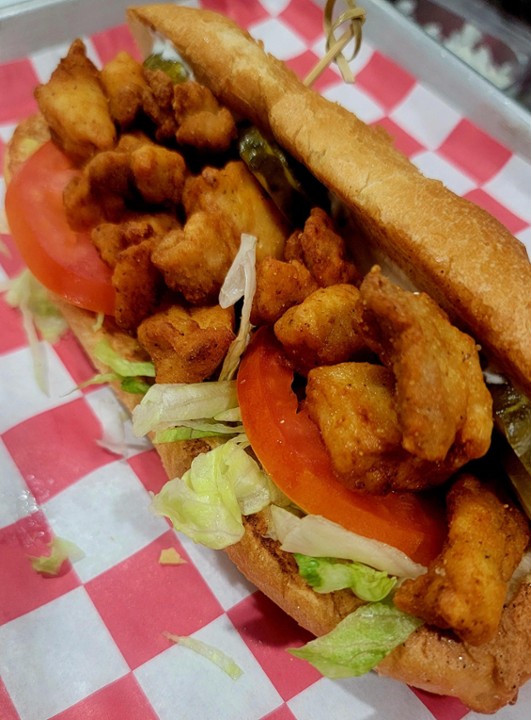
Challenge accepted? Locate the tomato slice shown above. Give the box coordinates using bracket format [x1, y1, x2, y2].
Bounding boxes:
[5, 141, 115, 315]
[237, 327, 447, 566]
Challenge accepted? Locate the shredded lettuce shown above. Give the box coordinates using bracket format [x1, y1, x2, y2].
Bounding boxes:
[151, 437, 275, 548]
[294, 554, 397, 602]
[79, 340, 154, 394]
[164, 632, 243, 679]
[289, 601, 422, 677]
[154, 426, 221, 442]
[2, 270, 68, 394]
[132, 380, 239, 437]
[93, 339, 155, 378]
[218, 233, 257, 381]
[4, 269, 68, 344]
[154, 417, 245, 443]
[29, 537, 84, 576]
[270, 506, 426, 579]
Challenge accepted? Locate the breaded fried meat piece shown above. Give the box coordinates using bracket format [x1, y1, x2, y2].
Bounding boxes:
[91, 214, 179, 268]
[152, 211, 239, 305]
[305, 362, 454, 493]
[360, 266, 493, 464]
[100, 51, 147, 128]
[274, 284, 367, 373]
[251, 258, 318, 326]
[394, 475, 529, 645]
[35, 39, 116, 164]
[112, 239, 161, 331]
[173, 81, 237, 151]
[137, 304, 235, 383]
[129, 143, 187, 205]
[183, 160, 289, 261]
[284, 207, 359, 287]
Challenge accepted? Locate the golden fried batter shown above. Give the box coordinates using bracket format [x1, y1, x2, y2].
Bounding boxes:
[65, 144, 185, 232]
[129, 144, 187, 205]
[251, 258, 318, 326]
[112, 239, 161, 331]
[274, 284, 368, 373]
[394, 475, 529, 645]
[35, 39, 116, 164]
[85, 149, 133, 221]
[183, 161, 289, 261]
[137, 303, 235, 383]
[285, 207, 359, 287]
[152, 211, 239, 305]
[100, 51, 147, 128]
[305, 362, 453, 493]
[63, 174, 106, 231]
[64, 148, 141, 231]
[91, 214, 179, 268]
[141, 67, 178, 142]
[360, 266, 493, 464]
[173, 81, 236, 151]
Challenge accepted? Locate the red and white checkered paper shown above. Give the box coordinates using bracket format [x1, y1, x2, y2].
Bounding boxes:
[1, 1, 530, 719]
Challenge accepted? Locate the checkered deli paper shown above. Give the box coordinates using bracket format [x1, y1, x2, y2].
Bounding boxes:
[0, 1, 530, 719]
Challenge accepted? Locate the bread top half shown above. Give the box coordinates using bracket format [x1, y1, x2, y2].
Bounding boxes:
[128, 4, 531, 397]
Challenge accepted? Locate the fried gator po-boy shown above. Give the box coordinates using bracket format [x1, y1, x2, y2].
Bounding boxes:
[4, 4, 531, 714]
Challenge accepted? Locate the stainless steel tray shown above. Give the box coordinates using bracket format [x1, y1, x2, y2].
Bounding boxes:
[361, 0, 531, 161]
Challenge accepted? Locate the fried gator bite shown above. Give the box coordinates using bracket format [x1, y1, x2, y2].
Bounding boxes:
[394, 475, 529, 645]
[360, 266, 493, 465]
[100, 51, 147, 129]
[173, 81, 237, 151]
[252, 207, 360, 327]
[305, 269, 493, 493]
[153, 161, 292, 305]
[274, 284, 368, 373]
[284, 207, 359, 286]
[64, 141, 187, 230]
[137, 304, 235, 383]
[305, 362, 456, 493]
[35, 39, 116, 164]
[183, 161, 289, 261]
[251, 258, 319, 325]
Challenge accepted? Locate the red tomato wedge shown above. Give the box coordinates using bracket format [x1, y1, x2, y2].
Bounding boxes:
[5, 141, 115, 315]
[237, 327, 447, 566]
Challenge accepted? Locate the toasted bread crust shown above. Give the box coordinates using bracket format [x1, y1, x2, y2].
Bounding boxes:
[5, 10, 531, 711]
[128, 4, 531, 398]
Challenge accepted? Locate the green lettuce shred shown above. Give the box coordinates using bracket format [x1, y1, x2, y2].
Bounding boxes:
[151, 437, 275, 548]
[29, 537, 85, 576]
[93, 339, 156, 378]
[132, 380, 239, 437]
[79, 340, 155, 394]
[294, 554, 397, 602]
[2, 270, 68, 393]
[154, 417, 244, 443]
[164, 632, 243, 680]
[4, 269, 67, 344]
[289, 602, 422, 677]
